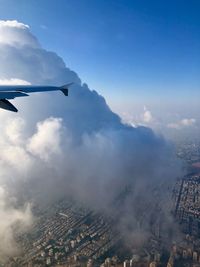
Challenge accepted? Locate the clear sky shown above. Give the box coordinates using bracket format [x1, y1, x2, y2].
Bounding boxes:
[0, 0, 199, 127]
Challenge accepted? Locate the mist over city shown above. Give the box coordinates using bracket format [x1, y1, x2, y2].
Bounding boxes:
[0, 1, 199, 267]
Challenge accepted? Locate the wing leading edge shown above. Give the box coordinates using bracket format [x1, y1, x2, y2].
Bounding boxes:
[0, 83, 72, 112]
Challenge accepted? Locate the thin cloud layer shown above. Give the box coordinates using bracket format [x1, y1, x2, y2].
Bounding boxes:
[0, 20, 182, 260]
[167, 118, 196, 129]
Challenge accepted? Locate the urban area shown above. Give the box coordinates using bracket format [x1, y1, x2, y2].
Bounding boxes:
[5, 140, 200, 267]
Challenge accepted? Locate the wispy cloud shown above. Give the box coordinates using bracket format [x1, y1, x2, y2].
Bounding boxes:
[167, 118, 196, 129]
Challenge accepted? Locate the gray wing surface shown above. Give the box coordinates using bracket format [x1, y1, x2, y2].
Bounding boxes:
[0, 83, 72, 112]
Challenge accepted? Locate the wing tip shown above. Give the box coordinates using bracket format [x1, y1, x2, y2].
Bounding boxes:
[60, 83, 74, 96]
[0, 99, 18, 112]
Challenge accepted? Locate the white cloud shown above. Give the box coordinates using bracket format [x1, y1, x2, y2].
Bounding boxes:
[167, 118, 196, 129]
[4, 117, 26, 145]
[0, 78, 31, 85]
[0, 187, 32, 261]
[27, 117, 63, 162]
[0, 20, 80, 86]
[142, 106, 153, 123]
[0, 20, 181, 259]
[180, 118, 196, 126]
[0, 20, 29, 29]
[0, 20, 39, 48]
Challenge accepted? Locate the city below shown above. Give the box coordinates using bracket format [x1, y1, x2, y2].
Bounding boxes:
[3, 140, 200, 267]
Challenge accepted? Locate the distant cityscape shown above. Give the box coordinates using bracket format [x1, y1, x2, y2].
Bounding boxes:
[5, 140, 200, 267]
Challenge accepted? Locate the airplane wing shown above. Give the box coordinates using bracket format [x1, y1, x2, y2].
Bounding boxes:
[0, 83, 72, 112]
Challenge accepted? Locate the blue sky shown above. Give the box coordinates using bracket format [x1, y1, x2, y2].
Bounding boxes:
[0, 0, 199, 116]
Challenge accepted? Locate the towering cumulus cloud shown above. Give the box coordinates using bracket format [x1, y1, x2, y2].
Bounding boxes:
[0, 20, 180, 260]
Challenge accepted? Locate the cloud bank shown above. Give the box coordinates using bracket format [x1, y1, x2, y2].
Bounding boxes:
[0, 20, 181, 260]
